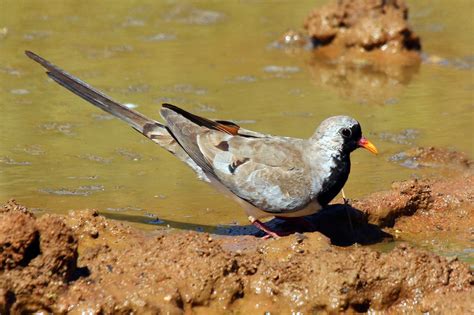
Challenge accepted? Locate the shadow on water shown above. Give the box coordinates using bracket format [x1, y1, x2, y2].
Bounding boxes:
[103, 204, 392, 246]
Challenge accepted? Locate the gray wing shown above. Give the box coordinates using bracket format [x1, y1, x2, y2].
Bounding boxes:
[203, 135, 313, 213]
[161, 106, 313, 213]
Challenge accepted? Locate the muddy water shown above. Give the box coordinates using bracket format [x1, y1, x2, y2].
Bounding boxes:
[0, 0, 473, 236]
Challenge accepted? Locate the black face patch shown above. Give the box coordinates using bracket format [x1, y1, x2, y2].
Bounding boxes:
[351, 124, 362, 141]
[341, 123, 362, 153]
[216, 141, 229, 151]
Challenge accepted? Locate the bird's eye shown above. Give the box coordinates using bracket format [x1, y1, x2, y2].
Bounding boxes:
[341, 128, 352, 138]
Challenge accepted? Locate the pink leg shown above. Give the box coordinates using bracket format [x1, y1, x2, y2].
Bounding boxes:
[252, 219, 285, 239]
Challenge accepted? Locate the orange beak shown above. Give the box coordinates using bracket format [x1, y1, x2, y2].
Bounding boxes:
[358, 137, 378, 155]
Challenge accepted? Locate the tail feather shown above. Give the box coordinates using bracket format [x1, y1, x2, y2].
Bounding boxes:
[26, 50, 211, 181]
[25, 50, 159, 133]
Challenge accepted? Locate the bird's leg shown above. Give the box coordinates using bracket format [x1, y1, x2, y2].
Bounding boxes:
[341, 188, 354, 233]
[341, 188, 350, 205]
[248, 216, 281, 239]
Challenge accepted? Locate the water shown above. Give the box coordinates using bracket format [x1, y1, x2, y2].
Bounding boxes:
[0, 0, 473, 254]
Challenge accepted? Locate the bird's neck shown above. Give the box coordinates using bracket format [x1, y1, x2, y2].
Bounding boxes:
[307, 147, 351, 207]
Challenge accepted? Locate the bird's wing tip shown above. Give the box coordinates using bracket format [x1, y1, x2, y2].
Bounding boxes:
[161, 103, 180, 111]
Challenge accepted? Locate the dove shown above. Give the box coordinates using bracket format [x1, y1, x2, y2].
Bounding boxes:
[26, 51, 378, 238]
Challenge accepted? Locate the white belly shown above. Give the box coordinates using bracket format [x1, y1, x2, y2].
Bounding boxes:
[205, 171, 320, 221]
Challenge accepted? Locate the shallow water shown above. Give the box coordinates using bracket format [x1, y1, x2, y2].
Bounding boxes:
[0, 0, 473, 245]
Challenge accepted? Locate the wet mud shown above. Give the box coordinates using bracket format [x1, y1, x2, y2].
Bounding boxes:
[1, 165, 473, 313]
[280, 0, 424, 104]
[303, 0, 421, 61]
[391, 146, 474, 170]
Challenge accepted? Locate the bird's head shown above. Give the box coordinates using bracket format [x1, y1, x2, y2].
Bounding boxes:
[311, 116, 378, 155]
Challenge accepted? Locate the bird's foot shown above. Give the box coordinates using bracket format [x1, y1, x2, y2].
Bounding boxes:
[250, 218, 286, 239]
[341, 188, 352, 206]
[341, 188, 354, 234]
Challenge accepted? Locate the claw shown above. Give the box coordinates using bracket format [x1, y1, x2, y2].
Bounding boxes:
[249, 216, 284, 238]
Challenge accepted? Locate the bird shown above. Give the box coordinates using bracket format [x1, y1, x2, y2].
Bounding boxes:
[25, 50, 378, 238]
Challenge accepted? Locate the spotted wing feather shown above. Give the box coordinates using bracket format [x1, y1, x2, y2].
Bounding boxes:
[199, 133, 313, 213]
[161, 105, 313, 213]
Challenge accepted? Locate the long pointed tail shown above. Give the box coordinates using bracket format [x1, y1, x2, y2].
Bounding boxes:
[25, 51, 211, 181]
[25, 50, 161, 134]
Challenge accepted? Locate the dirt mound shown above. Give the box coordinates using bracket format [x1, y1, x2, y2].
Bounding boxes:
[304, 0, 421, 56]
[270, 1, 423, 104]
[300, 0, 422, 103]
[0, 204, 37, 270]
[352, 172, 473, 224]
[350, 174, 473, 273]
[352, 178, 433, 227]
[0, 200, 78, 313]
[0, 191, 472, 313]
[390, 174, 474, 238]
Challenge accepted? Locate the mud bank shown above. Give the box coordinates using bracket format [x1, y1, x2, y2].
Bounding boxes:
[303, 0, 421, 63]
[292, 0, 423, 104]
[1, 171, 473, 313]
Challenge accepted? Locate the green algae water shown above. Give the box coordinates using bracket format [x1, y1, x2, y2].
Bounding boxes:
[0, 0, 473, 261]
